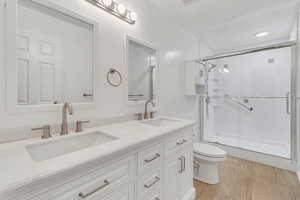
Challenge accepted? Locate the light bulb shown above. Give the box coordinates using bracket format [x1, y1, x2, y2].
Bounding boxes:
[102, 0, 112, 7]
[255, 32, 269, 37]
[223, 67, 230, 73]
[117, 4, 126, 15]
[129, 11, 138, 21]
[219, 65, 230, 74]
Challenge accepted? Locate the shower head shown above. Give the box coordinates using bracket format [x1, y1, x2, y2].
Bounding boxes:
[208, 64, 217, 72]
[149, 56, 157, 68]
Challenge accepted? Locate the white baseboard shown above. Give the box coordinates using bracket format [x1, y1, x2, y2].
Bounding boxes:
[208, 142, 296, 172]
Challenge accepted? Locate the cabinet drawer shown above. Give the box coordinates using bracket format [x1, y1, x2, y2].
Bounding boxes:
[165, 128, 192, 156]
[138, 144, 162, 173]
[144, 186, 162, 200]
[74, 165, 129, 199]
[139, 169, 162, 199]
[32, 157, 134, 200]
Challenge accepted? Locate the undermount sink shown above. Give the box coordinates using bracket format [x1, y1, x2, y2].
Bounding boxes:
[141, 118, 180, 127]
[26, 131, 118, 162]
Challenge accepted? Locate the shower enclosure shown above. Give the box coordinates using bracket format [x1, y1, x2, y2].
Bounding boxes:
[200, 42, 297, 160]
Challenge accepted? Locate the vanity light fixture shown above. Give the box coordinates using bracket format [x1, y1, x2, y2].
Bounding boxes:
[102, 0, 113, 7]
[86, 0, 137, 24]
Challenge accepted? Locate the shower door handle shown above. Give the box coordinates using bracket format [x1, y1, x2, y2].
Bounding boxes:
[286, 92, 291, 115]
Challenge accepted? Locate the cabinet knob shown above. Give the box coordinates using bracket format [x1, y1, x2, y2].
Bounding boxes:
[176, 139, 187, 145]
[144, 176, 160, 189]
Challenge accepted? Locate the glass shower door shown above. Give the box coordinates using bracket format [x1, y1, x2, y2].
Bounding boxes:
[205, 47, 292, 158]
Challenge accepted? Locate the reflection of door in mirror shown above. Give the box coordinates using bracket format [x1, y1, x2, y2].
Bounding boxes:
[17, 0, 94, 106]
[17, 31, 62, 105]
[128, 39, 157, 102]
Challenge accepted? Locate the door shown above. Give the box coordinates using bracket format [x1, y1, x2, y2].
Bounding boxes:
[164, 147, 193, 200]
[178, 148, 193, 200]
[17, 30, 62, 105]
[164, 155, 181, 200]
[204, 47, 293, 159]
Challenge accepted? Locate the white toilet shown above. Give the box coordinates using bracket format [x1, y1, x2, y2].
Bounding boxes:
[193, 143, 227, 184]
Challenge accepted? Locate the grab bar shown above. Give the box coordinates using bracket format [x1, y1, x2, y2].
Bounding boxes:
[225, 95, 253, 112]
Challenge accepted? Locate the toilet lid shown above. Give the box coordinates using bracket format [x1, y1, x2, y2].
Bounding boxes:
[193, 143, 227, 158]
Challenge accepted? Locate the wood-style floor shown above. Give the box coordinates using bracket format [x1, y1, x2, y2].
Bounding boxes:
[194, 156, 300, 200]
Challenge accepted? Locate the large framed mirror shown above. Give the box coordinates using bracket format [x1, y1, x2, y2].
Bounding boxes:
[125, 36, 158, 104]
[5, 0, 98, 112]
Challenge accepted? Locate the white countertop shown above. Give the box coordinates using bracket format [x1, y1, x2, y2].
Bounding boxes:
[0, 116, 195, 195]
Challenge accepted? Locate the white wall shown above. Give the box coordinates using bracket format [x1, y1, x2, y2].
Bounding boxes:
[0, 0, 201, 140]
[290, 17, 298, 41]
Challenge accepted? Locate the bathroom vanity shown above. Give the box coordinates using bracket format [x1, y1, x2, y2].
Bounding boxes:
[0, 117, 195, 200]
[1, 1, 195, 199]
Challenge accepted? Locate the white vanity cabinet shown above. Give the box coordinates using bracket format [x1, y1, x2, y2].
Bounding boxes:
[2, 126, 194, 200]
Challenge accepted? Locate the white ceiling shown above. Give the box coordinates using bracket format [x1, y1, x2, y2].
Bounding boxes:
[150, 0, 300, 53]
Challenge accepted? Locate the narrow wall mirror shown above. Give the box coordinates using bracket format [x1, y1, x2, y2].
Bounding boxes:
[12, 0, 95, 107]
[126, 36, 158, 103]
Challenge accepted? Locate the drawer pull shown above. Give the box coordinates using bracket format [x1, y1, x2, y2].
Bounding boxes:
[78, 179, 110, 199]
[178, 157, 183, 173]
[144, 176, 160, 189]
[176, 139, 187, 145]
[182, 156, 186, 172]
[145, 153, 160, 163]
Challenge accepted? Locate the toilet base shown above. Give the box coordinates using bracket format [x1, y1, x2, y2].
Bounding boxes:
[193, 157, 221, 184]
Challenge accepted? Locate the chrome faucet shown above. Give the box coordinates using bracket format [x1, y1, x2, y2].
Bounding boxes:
[144, 99, 155, 119]
[60, 102, 74, 135]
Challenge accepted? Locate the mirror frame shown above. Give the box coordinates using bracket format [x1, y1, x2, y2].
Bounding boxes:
[5, 0, 99, 113]
[124, 35, 159, 106]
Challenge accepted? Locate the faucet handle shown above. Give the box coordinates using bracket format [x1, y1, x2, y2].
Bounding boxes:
[75, 120, 90, 132]
[135, 113, 143, 121]
[32, 125, 52, 139]
[150, 111, 157, 119]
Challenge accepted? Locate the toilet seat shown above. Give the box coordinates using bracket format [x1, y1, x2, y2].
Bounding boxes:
[193, 143, 227, 158]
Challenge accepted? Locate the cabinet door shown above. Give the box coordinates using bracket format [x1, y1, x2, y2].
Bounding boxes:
[178, 147, 193, 200]
[164, 156, 181, 200]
